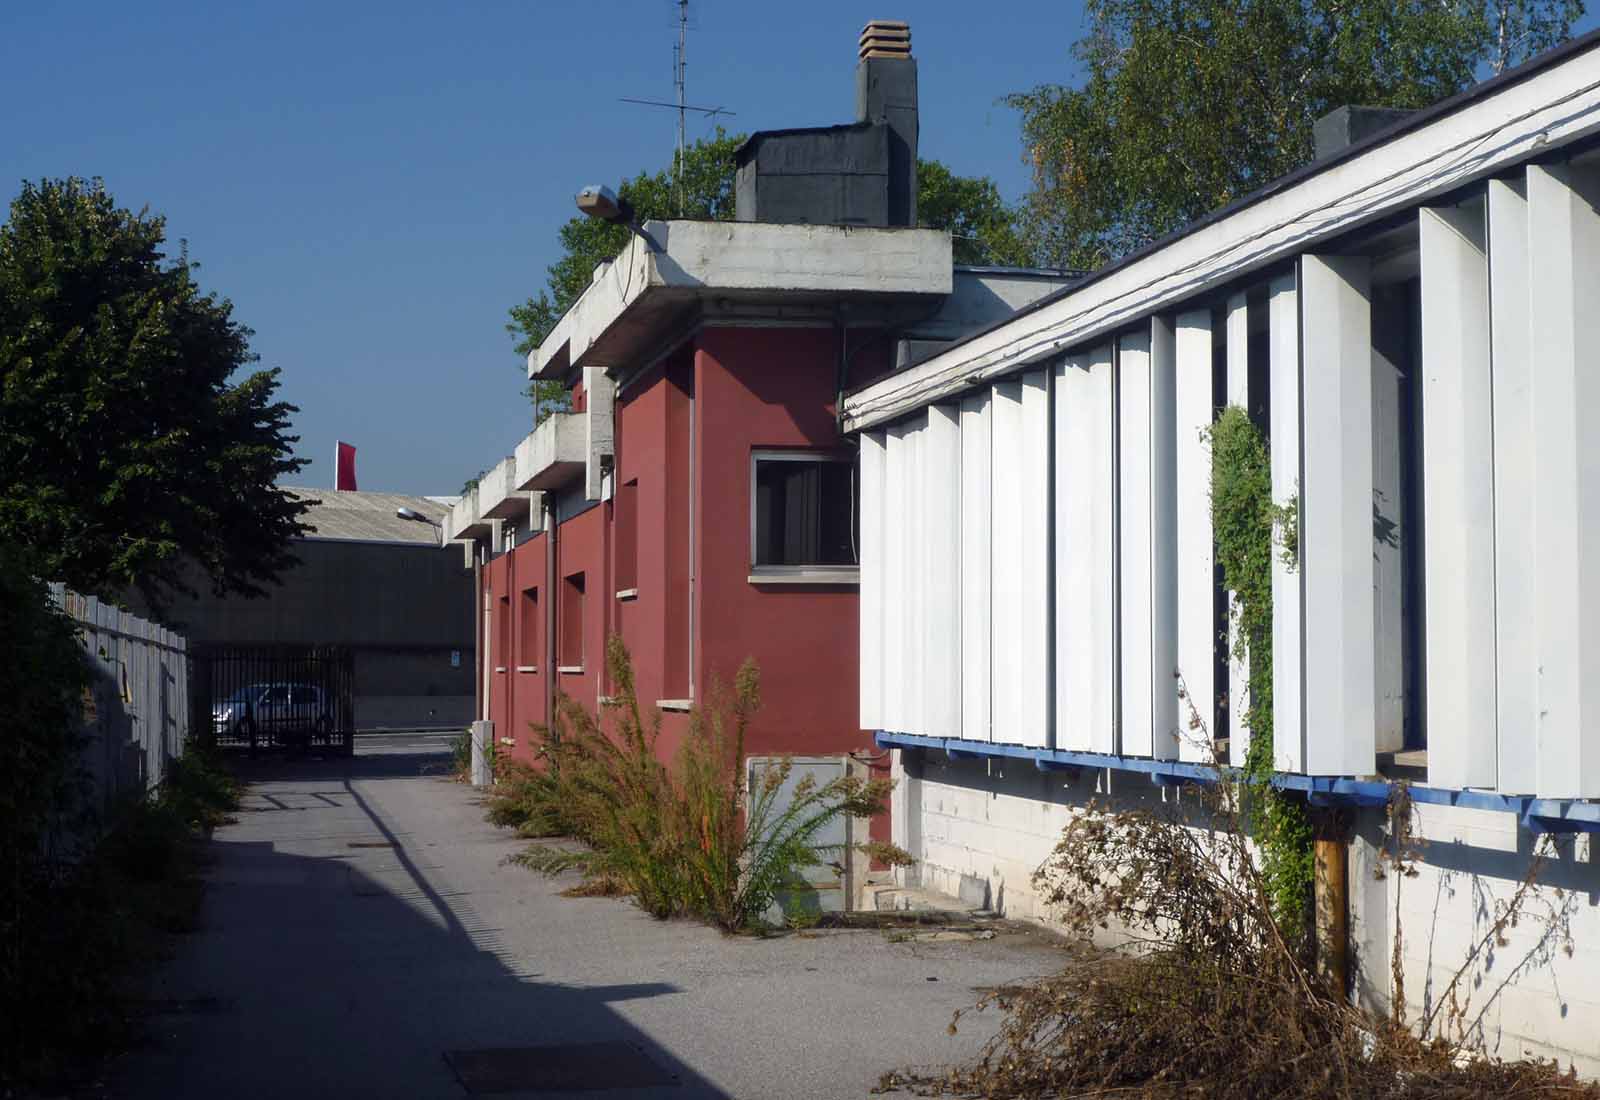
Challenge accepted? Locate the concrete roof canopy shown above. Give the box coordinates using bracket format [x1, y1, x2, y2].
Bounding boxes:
[284, 488, 455, 545]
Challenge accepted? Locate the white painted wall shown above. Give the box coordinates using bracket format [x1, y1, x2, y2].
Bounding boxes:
[1268, 273, 1304, 773]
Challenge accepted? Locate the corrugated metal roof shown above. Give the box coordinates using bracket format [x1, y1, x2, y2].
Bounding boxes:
[284, 488, 452, 544]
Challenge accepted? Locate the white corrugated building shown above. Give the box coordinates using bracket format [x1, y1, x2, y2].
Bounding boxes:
[844, 31, 1600, 1071]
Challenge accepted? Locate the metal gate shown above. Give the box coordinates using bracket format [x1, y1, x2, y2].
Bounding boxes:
[191, 645, 355, 756]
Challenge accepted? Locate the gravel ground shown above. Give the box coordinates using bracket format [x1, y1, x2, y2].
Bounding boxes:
[99, 741, 1073, 1100]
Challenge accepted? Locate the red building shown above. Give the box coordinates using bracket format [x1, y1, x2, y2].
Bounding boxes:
[442, 21, 1072, 901]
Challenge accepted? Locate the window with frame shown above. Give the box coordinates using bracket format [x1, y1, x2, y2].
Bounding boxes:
[615, 479, 638, 596]
[520, 586, 539, 668]
[750, 451, 858, 575]
[559, 572, 585, 670]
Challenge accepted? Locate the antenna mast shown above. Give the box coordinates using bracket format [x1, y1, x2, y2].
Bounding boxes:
[619, 2, 735, 217]
[674, 0, 688, 215]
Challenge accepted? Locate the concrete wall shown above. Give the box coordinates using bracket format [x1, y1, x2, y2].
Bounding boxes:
[897, 750, 1600, 1074]
[131, 539, 474, 730]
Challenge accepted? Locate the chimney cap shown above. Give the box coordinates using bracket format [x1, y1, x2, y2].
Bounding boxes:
[859, 19, 911, 60]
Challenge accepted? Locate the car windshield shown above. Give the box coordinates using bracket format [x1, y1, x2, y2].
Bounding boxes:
[220, 685, 270, 705]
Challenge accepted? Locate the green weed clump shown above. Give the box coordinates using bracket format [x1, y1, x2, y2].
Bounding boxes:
[3, 741, 241, 1092]
[493, 636, 908, 930]
[1209, 403, 1313, 942]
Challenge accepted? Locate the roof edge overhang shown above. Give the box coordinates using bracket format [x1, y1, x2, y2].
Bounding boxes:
[841, 28, 1600, 433]
[528, 221, 953, 382]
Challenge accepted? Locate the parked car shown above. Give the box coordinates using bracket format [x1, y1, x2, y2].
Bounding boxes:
[212, 682, 334, 746]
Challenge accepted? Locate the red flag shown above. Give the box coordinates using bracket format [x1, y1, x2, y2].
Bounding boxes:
[335, 441, 358, 491]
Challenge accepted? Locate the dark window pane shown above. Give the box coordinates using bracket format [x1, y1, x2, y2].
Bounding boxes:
[754, 458, 857, 567]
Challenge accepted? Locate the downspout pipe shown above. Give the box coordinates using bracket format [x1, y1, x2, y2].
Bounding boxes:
[544, 495, 558, 740]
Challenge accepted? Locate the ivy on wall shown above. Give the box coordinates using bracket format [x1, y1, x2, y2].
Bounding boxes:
[1208, 405, 1313, 943]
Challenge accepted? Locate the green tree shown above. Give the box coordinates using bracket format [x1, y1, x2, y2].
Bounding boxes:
[506, 130, 1027, 410]
[0, 178, 310, 606]
[1009, 0, 1583, 270]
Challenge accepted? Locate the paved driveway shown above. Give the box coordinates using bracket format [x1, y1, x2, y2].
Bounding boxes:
[105, 738, 1069, 1099]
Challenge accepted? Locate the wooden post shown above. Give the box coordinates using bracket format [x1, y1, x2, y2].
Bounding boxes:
[1313, 808, 1350, 995]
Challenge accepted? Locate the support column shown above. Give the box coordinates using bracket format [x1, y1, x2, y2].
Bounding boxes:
[1117, 329, 1156, 756]
[991, 373, 1050, 748]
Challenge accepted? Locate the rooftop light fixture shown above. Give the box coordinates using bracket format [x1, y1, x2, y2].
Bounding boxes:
[576, 184, 660, 252]
[396, 506, 445, 547]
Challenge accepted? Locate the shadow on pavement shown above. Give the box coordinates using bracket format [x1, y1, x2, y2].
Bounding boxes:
[105, 745, 730, 1099]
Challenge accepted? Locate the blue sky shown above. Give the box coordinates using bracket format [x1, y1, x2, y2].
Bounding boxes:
[4, 3, 1593, 494]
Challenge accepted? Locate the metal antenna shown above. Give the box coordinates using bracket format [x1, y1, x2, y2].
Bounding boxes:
[619, 1, 736, 217]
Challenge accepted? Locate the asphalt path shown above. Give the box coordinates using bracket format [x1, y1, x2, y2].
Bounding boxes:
[102, 743, 1072, 1099]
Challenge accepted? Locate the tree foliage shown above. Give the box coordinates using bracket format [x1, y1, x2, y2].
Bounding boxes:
[505, 130, 1028, 409]
[1009, 0, 1584, 270]
[0, 178, 309, 606]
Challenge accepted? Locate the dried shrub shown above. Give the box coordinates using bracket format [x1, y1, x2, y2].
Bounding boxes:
[879, 770, 1595, 1099]
[494, 636, 907, 930]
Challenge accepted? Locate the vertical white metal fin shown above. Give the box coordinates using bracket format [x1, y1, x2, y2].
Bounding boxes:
[960, 393, 993, 742]
[858, 430, 887, 732]
[1019, 372, 1052, 748]
[1419, 200, 1496, 790]
[1118, 330, 1156, 757]
[1175, 310, 1216, 762]
[1299, 254, 1376, 777]
[1056, 347, 1116, 753]
[1487, 177, 1537, 796]
[1528, 158, 1600, 800]
[990, 373, 1051, 748]
[1225, 294, 1252, 762]
[882, 423, 909, 734]
[1269, 274, 1303, 773]
[921, 406, 963, 739]
[903, 418, 925, 739]
[990, 381, 1026, 745]
[1148, 317, 1180, 760]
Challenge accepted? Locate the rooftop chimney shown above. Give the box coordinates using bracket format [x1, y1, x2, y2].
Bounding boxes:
[1312, 105, 1415, 160]
[856, 20, 918, 226]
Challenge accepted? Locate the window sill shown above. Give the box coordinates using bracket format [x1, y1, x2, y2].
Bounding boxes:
[747, 567, 860, 586]
[494, 666, 507, 674]
[657, 698, 693, 712]
[515, 665, 538, 674]
[557, 665, 585, 675]
[616, 588, 639, 601]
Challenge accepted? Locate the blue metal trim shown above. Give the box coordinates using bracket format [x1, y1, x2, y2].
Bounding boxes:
[874, 730, 1600, 834]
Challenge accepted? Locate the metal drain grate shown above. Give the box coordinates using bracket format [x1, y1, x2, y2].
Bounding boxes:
[444, 1041, 677, 1093]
